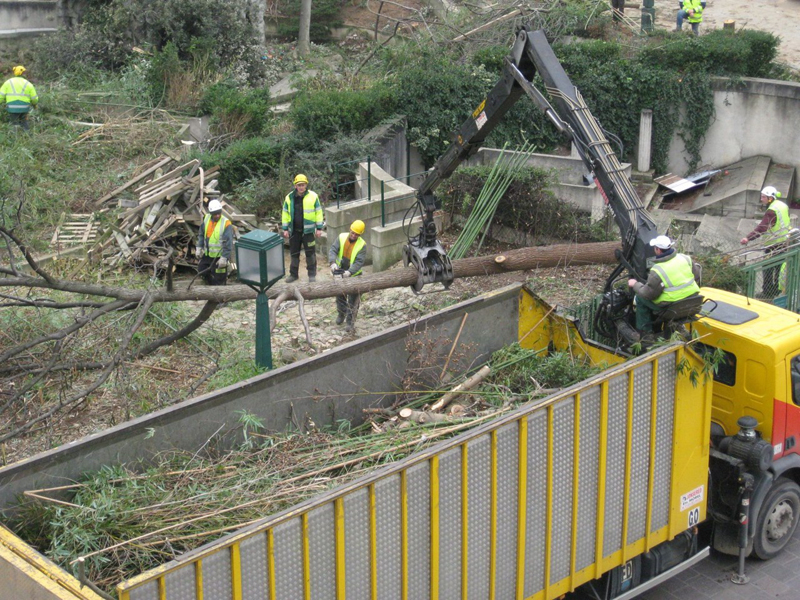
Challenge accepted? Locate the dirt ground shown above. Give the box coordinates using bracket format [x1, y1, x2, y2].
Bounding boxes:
[652, 0, 800, 70]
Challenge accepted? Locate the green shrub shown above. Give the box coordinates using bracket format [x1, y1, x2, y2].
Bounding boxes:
[198, 137, 285, 190]
[438, 166, 607, 243]
[275, 0, 343, 42]
[201, 83, 272, 137]
[638, 29, 780, 78]
[290, 84, 396, 142]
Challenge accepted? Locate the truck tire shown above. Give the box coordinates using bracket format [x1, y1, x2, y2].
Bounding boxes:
[753, 478, 800, 560]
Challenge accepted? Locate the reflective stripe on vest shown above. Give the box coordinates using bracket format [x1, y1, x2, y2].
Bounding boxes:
[651, 253, 700, 304]
[766, 200, 790, 246]
[336, 232, 365, 276]
[203, 214, 230, 257]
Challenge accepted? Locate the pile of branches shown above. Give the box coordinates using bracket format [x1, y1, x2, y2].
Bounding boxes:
[13, 344, 602, 592]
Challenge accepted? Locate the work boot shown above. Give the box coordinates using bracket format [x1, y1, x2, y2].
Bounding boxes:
[308, 275, 316, 283]
[336, 313, 345, 325]
[285, 274, 298, 283]
[345, 322, 355, 333]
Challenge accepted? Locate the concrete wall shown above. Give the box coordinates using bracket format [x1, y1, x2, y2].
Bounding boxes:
[465, 147, 630, 222]
[324, 161, 417, 268]
[668, 77, 800, 176]
[0, 284, 523, 511]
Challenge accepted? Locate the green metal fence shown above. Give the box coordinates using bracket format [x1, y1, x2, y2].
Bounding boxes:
[741, 245, 800, 311]
[379, 171, 428, 226]
[333, 157, 371, 209]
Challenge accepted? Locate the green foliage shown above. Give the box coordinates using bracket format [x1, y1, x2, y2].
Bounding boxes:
[32, 0, 266, 87]
[276, 0, 343, 42]
[695, 253, 748, 292]
[290, 84, 396, 143]
[639, 30, 781, 78]
[201, 83, 273, 137]
[489, 344, 602, 394]
[438, 166, 609, 243]
[197, 137, 285, 191]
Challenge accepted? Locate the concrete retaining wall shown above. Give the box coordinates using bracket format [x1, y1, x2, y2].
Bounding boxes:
[668, 77, 800, 177]
[465, 148, 630, 222]
[0, 284, 523, 511]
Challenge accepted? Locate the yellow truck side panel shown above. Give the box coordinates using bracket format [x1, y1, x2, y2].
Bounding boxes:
[118, 292, 712, 600]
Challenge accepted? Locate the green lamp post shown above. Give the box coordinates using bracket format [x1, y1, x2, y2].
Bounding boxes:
[236, 230, 285, 368]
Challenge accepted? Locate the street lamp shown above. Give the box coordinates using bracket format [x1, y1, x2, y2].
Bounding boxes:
[236, 230, 285, 368]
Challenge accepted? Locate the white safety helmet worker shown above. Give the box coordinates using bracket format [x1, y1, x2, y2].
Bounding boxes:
[649, 235, 674, 250]
[761, 186, 780, 199]
[208, 199, 223, 213]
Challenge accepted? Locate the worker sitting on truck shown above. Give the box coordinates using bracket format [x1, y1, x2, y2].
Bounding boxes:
[628, 235, 700, 334]
[329, 220, 367, 333]
[195, 199, 233, 286]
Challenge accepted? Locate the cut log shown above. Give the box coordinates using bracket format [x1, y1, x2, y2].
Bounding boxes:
[430, 365, 492, 412]
[94, 156, 172, 207]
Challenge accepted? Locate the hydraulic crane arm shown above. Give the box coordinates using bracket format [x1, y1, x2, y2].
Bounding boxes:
[406, 26, 659, 290]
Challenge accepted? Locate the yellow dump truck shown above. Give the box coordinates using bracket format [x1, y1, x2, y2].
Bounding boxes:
[2, 284, 798, 599]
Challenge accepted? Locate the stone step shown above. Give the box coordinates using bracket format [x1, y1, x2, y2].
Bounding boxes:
[765, 162, 796, 202]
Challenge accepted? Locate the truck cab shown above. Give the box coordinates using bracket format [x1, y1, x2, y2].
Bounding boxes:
[694, 287, 800, 558]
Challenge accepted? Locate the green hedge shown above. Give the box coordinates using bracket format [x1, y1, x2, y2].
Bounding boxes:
[276, 0, 343, 42]
[197, 137, 285, 191]
[290, 84, 397, 142]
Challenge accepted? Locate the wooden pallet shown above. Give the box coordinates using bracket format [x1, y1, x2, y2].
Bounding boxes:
[50, 213, 99, 250]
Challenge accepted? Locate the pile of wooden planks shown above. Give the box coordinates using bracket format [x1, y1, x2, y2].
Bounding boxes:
[88, 156, 256, 269]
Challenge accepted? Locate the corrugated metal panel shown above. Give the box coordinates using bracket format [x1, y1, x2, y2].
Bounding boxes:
[523, 410, 548, 597]
[437, 447, 462, 600]
[494, 422, 519, 600]
[343, 489, 371, 600]
[202, 549, 232, 600]
[272, 519, 304, 600]
[603, 375, 628, 558]
[163, 563, 196, 600]
[652, 354, 676, 532]
[575, 386, 600, 572]
[307, 504, 336, 600]
[550, 397, 575, 583]
[374, 475, 402, 600]
[627, 363, 653, 545]
[467, 436, 491, 599]
[406, 461, 431, 599]
[240, 533, 269, 600]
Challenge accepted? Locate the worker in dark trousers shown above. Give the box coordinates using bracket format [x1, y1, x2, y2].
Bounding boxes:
[195, 199, 233, 285]
[281, 174, 324, 283]
[741, 185, 790, 297]
[329, 220, 367, 333]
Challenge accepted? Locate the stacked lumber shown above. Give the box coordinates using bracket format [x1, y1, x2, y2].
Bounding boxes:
[88, 156, 256, 269]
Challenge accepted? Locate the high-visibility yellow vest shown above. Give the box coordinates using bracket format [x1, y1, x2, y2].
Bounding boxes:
[780, 262, 787, 294]
[202, 214, 231, 258]
[0, 77, 38, 113]
[682, 0, 703, 23]
[766, 199, 790, 246]
[336, 233, 366, 276]
[651, 253, 700, 304]
[281, 191, 323, 234]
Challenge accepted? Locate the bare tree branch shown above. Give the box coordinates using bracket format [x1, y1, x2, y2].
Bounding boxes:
[133, 301, 219, 359]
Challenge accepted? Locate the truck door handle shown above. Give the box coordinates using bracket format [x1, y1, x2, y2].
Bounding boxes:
[786, 436, 796, 450]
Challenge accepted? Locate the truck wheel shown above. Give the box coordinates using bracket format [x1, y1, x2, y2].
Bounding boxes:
[753, 478, 800, 560]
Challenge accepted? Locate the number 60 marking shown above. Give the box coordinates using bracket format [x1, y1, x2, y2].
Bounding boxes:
[688, 507, 700, 527]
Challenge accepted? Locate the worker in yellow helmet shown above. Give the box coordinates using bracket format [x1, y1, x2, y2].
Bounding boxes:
[0, 66, 38, 131]
[281, 173, 324, 283]
[329, 220, 367, 333]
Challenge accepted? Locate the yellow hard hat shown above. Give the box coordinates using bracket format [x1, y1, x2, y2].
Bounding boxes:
[293, 174, 309, 185]
[350, 220, 365, 235]
[12, 66, 25, 77]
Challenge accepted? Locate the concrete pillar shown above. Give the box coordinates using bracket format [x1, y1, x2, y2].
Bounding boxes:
[570, 142, 580, 159]
[637, 109, 653, 173]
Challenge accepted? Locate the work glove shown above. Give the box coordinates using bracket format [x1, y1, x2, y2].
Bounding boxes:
[217, 257, 228, 269]
[330, 263, 337, 274]
[195, 247, 203, 259]
[343, 270, 351, 278]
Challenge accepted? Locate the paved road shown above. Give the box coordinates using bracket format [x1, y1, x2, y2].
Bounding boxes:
[640, 530, 800, 599]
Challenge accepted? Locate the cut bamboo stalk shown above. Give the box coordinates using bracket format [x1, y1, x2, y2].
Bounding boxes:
[430, 365, 492, 412]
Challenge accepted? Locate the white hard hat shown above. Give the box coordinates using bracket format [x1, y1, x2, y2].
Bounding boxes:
[761, 186, 779, 199]
[208, 199, 223, 212]
[649, 235, 674, 250]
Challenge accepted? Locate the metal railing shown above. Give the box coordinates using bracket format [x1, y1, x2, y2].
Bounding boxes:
[379, 171, 428, 227]
[741, 245, 800, 311]
[333, 157, 370, 209]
